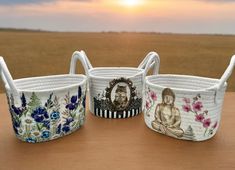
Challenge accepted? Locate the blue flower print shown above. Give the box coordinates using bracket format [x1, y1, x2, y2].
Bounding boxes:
[26, 137, 36, 143]
[41, 131, 50, 139]
[50, 111, 60, 120]
[31, 107, 49, 123]
[65, 86, 83, 111]
[61, 117, 74, 134]
[64, 117, 74, 126]
[66, 95, 78, 110]
[66, 104, 75, 110]
[43, 120, 50, 130]
[12, 105, 25, 116]
[71, 96, 77, 103]
[8, 86, 86, 143]
[11, 93, 27, 117]
[56, 124, 61, 134]
[62, 125, 70, 133]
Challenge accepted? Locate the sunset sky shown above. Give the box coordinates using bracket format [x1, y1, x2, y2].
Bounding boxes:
[0, 0, 234, 34]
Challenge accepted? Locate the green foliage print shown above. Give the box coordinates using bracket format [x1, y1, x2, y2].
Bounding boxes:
[8, 86, 86, 143]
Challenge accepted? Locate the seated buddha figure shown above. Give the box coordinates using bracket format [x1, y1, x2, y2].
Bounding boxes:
[151, 88, 184, 138]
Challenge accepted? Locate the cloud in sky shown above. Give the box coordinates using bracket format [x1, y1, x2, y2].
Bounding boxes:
[0, 0, 96, 5]
[0, 0, 234, 34]
[197, 0, 235, 2]
[0, 0, 48, 5]
[0, 0, 235, 5]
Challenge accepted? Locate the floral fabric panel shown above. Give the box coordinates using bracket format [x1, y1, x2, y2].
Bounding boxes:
[144, 87, 218, 141]
[7, 86, 86, 143]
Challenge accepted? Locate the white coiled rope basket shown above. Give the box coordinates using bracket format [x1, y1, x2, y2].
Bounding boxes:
[70, 50, 160, 119]
[0, 56, 87, 143]
[144, 55, 235, 141]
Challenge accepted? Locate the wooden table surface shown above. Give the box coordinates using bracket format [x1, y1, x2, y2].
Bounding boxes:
[0, 93, 235, 170]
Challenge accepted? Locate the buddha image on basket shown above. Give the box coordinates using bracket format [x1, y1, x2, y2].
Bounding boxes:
[151, 88, 184, 138]
[144, 54, 235, 141]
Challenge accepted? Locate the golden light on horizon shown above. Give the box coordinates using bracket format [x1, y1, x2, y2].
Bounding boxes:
[120, 0, 143, 7]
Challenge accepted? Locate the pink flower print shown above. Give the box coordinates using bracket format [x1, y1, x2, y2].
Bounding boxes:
[212, 121, 218, 129]
[145, 100, 151, 110]
[183, 97, 190, 104]
[149, 91, 157, 101]
[192, 101, 203, 112]
[182, 104, 191, 112]
[203, 118, 211, 128]
[195, 113, 205, 122]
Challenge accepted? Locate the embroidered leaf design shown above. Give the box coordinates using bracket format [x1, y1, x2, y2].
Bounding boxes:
[64, 92, 70, 105]
[62, 110, 69, 116]
[45, 93, 53, 109]
[20, 93, 27, 107]
[78, 86, 82, 99]
[70, 111, 76, 119]
[28, 92, 42, 111]
[22, 109, 28, 117]
[53, 96, 60, 112]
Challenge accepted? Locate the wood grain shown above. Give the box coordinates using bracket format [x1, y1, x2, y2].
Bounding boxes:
[0, 93, 235, 170]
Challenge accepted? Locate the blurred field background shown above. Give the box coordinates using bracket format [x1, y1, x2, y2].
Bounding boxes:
[0, 30, 234, 92]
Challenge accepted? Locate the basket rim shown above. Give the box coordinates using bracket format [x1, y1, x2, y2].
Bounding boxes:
[146, 74, 227, 92]
[88, 67, 144, 79]
[5, 74, 87, 93]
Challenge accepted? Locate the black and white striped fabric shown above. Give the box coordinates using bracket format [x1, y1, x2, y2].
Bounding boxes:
[93, 107, 142, 119]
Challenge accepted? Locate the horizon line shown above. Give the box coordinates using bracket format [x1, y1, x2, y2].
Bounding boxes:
[0, 27, 235, 36]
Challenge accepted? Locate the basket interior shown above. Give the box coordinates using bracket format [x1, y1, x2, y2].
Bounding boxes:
[13, 75, 85, 91]
[147, 75, 221, 91]
[89, 67, 143, 78]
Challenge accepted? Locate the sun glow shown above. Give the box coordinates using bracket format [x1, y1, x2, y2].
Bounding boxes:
[121, 0, 142, 7]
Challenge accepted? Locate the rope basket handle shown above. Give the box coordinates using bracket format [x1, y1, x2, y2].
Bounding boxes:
[69, 50, 93, 76]
[0, 57, 18, 94]
[216, 55, 235, 90]
[138, 51, 160, 76]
